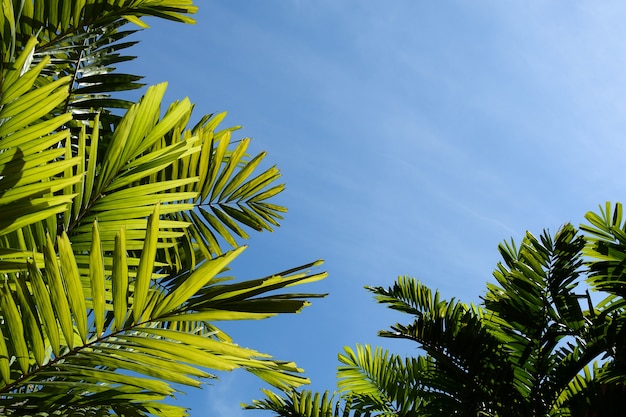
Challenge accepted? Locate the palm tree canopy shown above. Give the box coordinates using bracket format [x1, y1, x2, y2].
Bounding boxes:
[249, 204, 626, 417]
[0, 1, 328, 415]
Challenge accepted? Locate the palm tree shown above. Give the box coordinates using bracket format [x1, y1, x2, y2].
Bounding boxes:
[248, 204, 626, 416]
[0, 1, 327, 415]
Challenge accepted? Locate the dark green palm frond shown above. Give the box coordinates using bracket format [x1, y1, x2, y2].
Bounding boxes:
[5, 0, 196, 57]
[366, 275, 440, 317]
[541, 224, 616, 407]
[580, 203, 626, 373]
[4, 1, 197, 93]
[246, 215, 626, 417]
[36, 19, 144, 131]
[543, 307, 611, 415]
[485, 230, 552, 336]
[388, 310, 519, 416]
[481, 223, 616, 417]
[582, 202, 626, 306]
[558, 361, 626, 417]
[369, 278, 523, 416]
[369, 279, 487, 369]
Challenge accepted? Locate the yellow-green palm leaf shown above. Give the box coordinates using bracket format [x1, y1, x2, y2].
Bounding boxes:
[0, 212, 326, 416]
[0, 1, 328, 416]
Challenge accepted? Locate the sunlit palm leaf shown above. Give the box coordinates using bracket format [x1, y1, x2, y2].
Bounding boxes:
[156, 115, 289, 262]
[0, 213, 325, 416]
[5, 1, 195, 108]
[1, 3, 329, 416]
[54, 82, 289, 276]
[0, 37, 81, 245]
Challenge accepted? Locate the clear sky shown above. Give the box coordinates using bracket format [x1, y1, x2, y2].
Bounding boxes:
[126, 1, 626, 415]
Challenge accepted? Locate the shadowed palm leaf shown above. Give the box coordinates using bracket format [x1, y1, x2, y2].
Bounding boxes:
[252, 217, 626, 417]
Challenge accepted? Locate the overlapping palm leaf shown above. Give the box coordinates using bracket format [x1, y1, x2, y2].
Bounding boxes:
[0, 1, 329, 415]
[245, 388, 364, 417]
[1, 1, 201, 264]
[4, 0, 196, 60]
[581, 202, 626, 308]
[580, 202, 626, 397]
[2, 0, 284, 258]
[1, 73, 290, 276]
[369, 278, 522, 416]
[252, 220, 622, 417]
[149, 109, 289, 274]
[562, 361, 626, 417]
[0, 36, 80, 266]
[478, 225, 614, 415]
[0, 208, 327, 416]
[336, 345, 431, 416]
[3, 0, 196, 121]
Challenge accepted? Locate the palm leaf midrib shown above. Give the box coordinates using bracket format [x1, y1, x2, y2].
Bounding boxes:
[0, 312, 170, 395]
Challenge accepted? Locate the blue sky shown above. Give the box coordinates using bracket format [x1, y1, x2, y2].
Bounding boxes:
[127, 1, 626, 415]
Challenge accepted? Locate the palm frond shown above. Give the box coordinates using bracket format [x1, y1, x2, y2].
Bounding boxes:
[159, 114, 288, 262]
[0, 2, 330, 416]
[0, 210, 325, 416]
[582, 202, 626, 307]
[369, 277, 525, 416]
[337, 344, 431, 416]
[0, 37, 80, 246]
[559, 362, 626, 417]
[245, 389, 366, 417]
[4, 1, 196, 109]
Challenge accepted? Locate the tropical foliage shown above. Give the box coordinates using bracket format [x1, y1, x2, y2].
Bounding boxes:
[248, 203, 626, 417]
[0, 1, 327, 415]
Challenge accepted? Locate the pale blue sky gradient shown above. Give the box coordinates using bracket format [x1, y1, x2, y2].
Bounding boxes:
[126, 1, 626, 415]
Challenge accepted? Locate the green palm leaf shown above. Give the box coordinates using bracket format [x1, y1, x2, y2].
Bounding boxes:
[1, 2, 329, 415]
[582, 202, 626, 306]
[371, 279, 521, 416]
[251, 211, 626, 417]
[0, 38, 81, 242]
[54, 82, 291, 274]
[4, 1, 289, 269]
[245, 388, 365, 417]
[0, 213, 325, 415]
[4, 1, 196, 124]
[337, 345, 429, 416]
[163, 116, 288, 260]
